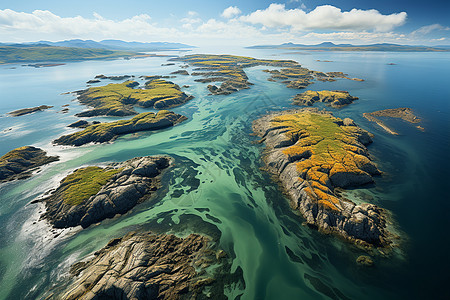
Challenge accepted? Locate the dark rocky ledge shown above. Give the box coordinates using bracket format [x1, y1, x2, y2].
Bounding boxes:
[253, 108, 394, 250]
[0, 146, 59, 183]
[54, 110, 187, 146]
[8, 105, 53, 117]
[52, 231, 224, 300]
[36, 156, 171, 229]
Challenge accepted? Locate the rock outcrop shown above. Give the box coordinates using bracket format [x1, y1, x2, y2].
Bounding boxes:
[293, 90, 358, 108]
[363, 107, 422, 135]
[54, 110, 187, 146]
[0, 146, 59, 183]
[56, 232, 221, 300]
[38, 156, 171, 228]
[253, 109, 392, 248]
[8, 105, 53, 117]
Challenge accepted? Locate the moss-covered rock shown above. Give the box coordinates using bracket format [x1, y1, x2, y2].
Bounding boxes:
[37, 156, 171, 228]
[54, 110, 187, 146]
[293, 90, 358, 108]
[0, 146, 59, 183]
[253, 109, 393, 249]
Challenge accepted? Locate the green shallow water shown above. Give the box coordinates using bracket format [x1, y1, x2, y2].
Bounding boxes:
[0, 48, 449, 299]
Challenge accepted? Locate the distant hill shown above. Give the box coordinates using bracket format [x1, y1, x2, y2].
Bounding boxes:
[247, 42, 450, 52]
[0, 45, 136, 64]
[25, 39, 195, 51]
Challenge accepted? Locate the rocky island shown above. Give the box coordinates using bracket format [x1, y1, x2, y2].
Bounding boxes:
[253, 109, 393, 249]
[8, 105, 53, 117]
[0, 146, 59, 183]
[74, 79, 193, 117]
[36, 156, 171, 229]
[293, 90, 358, 108]
[363, 107, 422, 135]
[53, 231, 224, 300]
[54, 110, 186, 146]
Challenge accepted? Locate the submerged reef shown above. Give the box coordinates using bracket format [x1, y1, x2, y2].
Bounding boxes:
[253, 109, 394, 249]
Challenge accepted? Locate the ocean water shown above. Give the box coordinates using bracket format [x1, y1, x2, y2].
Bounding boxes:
[0, 48, 449, 300]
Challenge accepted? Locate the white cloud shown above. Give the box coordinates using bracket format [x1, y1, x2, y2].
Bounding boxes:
[241, 4, 407, 32]
[188, 11, 198, 17]
[221, 6, 242, 19]
[411, 24, 450, 35]
[0, 9, 178, 42]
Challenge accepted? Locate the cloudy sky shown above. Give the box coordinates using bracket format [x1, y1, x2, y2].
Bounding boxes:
[1, 0, 449, 46]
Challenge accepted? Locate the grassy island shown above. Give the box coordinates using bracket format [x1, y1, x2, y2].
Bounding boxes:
[254, 109, 393, 248]
[174, 54, 363, 95]
[293, 90, 358, 108]
[38, 156, 171, 228]
[75, 79, 193, 117]
[54, 110, 187, 146]
[0, 146, 59, 182]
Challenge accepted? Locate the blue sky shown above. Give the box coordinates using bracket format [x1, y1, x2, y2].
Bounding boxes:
[1, 0, 449, 45]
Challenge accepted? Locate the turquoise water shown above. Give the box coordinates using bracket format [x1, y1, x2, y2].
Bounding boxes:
[0, 49, 449, 300]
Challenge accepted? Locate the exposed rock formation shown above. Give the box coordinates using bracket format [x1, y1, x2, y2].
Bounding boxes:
[0, 146, 59, 183]
[54, 110, 187, 146]
[293, 90, 358, 108]
[253, 109, 392, 249]
[74, 79, 193, 117]
[363, 107, 422, 135]
[55, 232, 222, 300]
[8, 105, 53, 117]
[171, 70, 189, 75]
[37, 156, 171, 228]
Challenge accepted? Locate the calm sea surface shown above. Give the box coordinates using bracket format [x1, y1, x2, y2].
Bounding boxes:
[0, 48, 449, 300]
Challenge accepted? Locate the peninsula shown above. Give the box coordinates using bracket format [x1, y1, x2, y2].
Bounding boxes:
[37, 156, 171, 229]
[55, 232, 223, 300]
[54, 111, 186, 146]
[0, 146, 59, 183]
[363, 107, 422, 135]
[253, 109, 392, 249]
[74, 79, 193, 117]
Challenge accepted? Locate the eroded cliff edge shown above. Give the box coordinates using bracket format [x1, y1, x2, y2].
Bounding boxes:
[253, 109, 394, 249]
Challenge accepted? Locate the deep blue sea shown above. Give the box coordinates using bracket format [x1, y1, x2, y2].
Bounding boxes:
[0, 48, 449, 300]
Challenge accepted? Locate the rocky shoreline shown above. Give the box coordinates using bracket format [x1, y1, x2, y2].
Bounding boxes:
[253, 108, 393, 249]
[52, 231, 225, 300]
[363, 107, 423, 134]
[35, 156, 171, 229]
[293, 90, 358, 108]
[0, 146, 59, 183]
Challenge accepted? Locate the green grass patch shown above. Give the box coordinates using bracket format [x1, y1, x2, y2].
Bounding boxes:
[61, 166, 120, 206]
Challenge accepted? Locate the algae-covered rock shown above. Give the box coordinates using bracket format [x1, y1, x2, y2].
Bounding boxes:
[0, 146, 59, 183]
[54, 110, 186, 146]
[253, 109, 393, 248]
[356, 255, 374, 266]
[37, 156, 171, 228]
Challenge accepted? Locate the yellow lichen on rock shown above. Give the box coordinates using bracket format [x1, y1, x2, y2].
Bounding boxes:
[271, 111, 379, 211]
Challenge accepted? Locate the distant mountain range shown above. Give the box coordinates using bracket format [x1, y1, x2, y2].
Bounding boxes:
[1, 39, 195, 51]
[247, 42, 450, 52]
